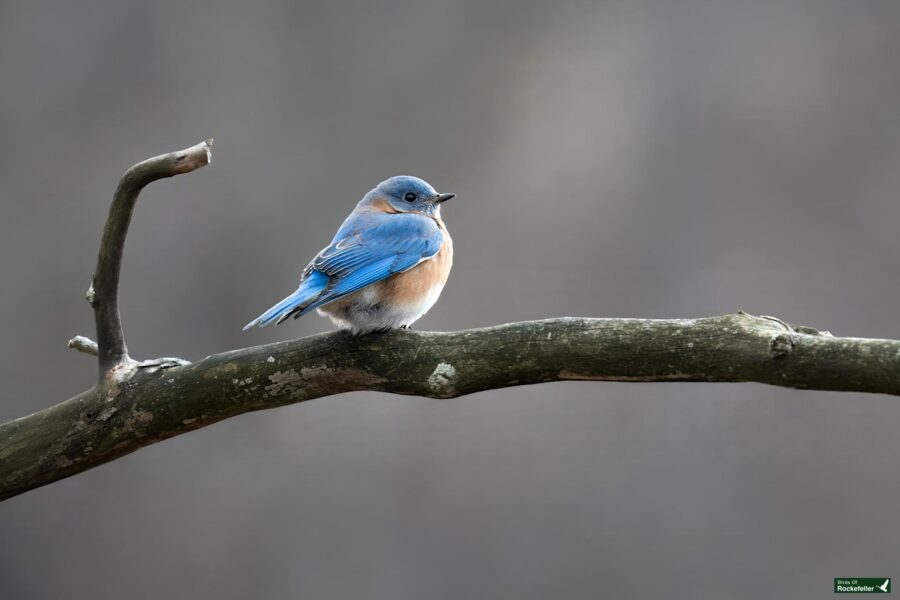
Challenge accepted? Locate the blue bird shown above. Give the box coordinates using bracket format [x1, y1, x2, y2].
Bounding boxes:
[243, 176, 454, 334]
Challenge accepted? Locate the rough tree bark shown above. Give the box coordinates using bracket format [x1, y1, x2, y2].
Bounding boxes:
[1, 141, 898, 502]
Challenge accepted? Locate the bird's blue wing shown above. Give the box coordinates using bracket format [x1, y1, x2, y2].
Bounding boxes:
[243, 212, 443, 328]
[307, 213, 443, 308]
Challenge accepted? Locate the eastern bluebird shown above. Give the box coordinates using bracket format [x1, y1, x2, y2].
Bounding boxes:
[243, 176, 454, 334]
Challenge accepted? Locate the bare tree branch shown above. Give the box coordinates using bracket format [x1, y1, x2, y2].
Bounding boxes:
[2, 140, 897, 503]
[67, 335, 99, 356]
[2, 313, 900, 501]
[88, 139, 212, 377]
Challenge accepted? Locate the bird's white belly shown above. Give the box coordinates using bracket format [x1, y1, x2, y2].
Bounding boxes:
[317, 279, 447, 333]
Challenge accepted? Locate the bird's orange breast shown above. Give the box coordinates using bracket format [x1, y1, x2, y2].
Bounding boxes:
[375, 228, 453, 307]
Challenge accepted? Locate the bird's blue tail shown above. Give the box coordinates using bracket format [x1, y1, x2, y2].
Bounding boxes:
[242, 271, 329, 330]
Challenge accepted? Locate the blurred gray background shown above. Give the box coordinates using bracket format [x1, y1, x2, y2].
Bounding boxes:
[1, 0, 899, 598]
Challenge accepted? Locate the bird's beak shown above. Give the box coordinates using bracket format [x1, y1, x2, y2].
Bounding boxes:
[433, 193, 455, 203]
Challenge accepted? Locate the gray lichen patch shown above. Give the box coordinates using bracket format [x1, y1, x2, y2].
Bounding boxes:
[265, 366, 387, 400]
[427, 362, 457, 397]
[97, 406, 117, 422]
[266, 369, 303, 397]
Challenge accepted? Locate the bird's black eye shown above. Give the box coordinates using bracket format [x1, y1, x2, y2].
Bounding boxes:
[404, 192, 417, 202]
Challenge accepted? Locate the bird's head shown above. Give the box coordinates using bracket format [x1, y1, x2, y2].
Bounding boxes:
[365, 175, 454, 215]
